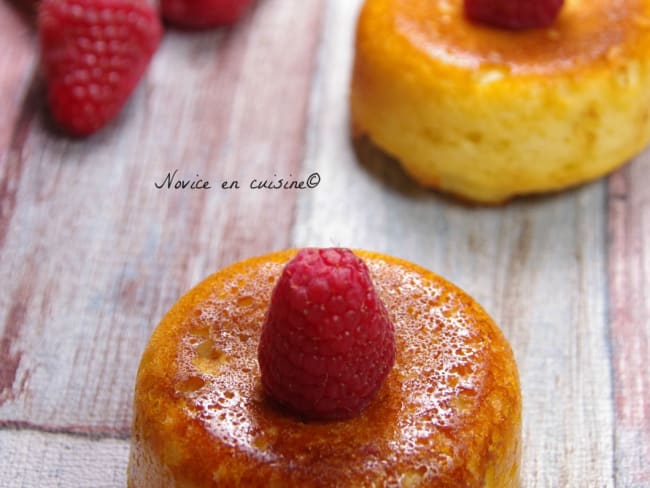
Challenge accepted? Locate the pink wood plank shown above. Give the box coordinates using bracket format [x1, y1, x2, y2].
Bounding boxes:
[0, 4, 37, 248]
[608, 149, 650, 485]
[0, 4, 36, 155]
[0, 2, 37, 405]
[0, 0, 325, 434]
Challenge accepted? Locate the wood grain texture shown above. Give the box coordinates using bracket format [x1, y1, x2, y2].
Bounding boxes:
[0, 0, 649, 485]
[0, 0, 325, 432]
[608, 151, 650, 486]
[0, 5, 38, 251]
[0, 429, 129, 487]
[293, 1, 618, 485]
[0, 4, 35, 159]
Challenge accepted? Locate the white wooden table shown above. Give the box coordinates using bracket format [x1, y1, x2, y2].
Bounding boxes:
[1, 0, 648, 486]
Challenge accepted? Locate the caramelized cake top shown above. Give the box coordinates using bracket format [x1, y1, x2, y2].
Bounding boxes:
[357, 0, 650, 75]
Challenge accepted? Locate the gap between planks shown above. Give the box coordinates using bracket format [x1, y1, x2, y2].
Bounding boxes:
[0, 419, 129, 441]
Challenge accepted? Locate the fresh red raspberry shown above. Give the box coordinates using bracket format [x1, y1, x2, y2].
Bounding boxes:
[161, 0, 255, 29]
[38, 0, 162, 136]
[258, 248, 396, 420]
[464, 0, 564, 30]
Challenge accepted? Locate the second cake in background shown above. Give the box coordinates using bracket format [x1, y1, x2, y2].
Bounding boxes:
[350, 0, 650, 203]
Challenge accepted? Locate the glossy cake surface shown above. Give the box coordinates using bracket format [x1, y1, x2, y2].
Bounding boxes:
[351, 0, 650, 203]
[128, 250, 521, 487]
[391, 0, 647, 75]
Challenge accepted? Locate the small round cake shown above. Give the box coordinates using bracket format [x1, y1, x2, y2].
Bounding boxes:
[128, 250, 521, 486]
[350, 0, 650, 203]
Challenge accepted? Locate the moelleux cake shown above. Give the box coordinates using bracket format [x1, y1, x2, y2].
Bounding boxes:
[128, 249, 521, 486]
[350, 0, 650, 203]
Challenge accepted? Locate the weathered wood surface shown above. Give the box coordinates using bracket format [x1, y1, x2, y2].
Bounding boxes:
[0, 0, 324, 435]
[0, 0, 649, 486]
[609, 151, 650, 487]
[0, 430, 129, 487]
[0, 5, 35, 160]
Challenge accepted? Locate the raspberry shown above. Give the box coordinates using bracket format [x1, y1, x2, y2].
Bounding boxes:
[38, 0, 162, 136]
[161, 0, 255, 29]
[464, 0, 564, 30]
[258, 248, 396, 420]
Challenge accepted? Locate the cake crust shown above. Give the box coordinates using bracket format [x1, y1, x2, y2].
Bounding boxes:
[128, 250, 521, 487]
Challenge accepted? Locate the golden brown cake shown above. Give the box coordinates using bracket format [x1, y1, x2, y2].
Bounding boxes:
[350, 0, 650, 203]
[128, 250, 521, 487]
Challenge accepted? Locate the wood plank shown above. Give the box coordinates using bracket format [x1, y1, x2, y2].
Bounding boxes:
[0, 5, 37, 249]
[0, 0, 325, 431]
[1, 0, 646, 484]
[0, 4, 36, 157]
[608, 150, 650, 486]
[0, 429, 129, 487]
[293, 1, 615, 484]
